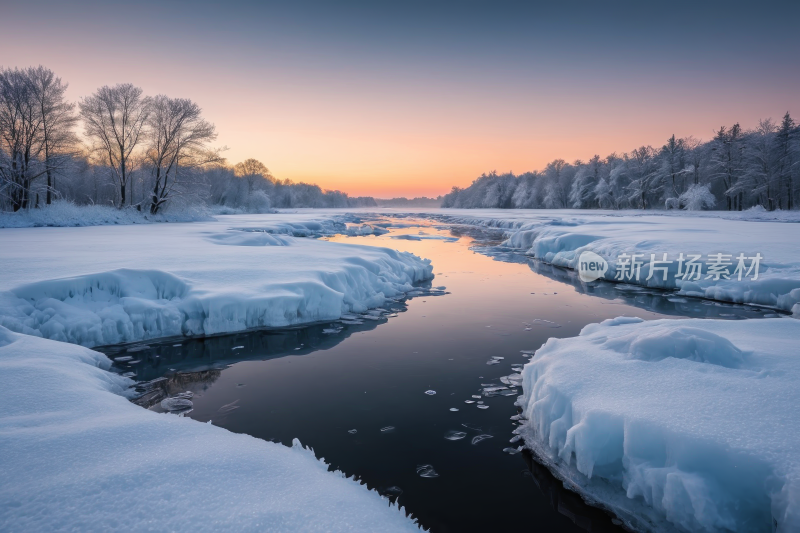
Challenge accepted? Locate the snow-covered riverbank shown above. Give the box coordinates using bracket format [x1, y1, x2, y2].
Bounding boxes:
[0, 213, 429, 347]
[423, 209, 800, 314]
[517, 316, 800, 533]
[0, 327, 423, 532]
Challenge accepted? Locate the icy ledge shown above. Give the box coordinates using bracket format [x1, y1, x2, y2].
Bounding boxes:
[0, 219, 432, 347]
[0, 327, 422, 532]
[517, 316, 800, 533]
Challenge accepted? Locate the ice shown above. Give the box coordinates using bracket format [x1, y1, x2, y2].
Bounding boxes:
[424, 390, 436, 395]
[416, 465, 440, 478]
[380, 426, 395, 432]
[348, 429, 358, 434]
[477, 405, 489, 410]
[218, 400, 240, 413]
[232, 346, 244, 350]
[444, 431, 467, 441]
[160, 397, 193, 412]
[471, 435, 493, 445]
[0, 327, 422, 531]
[464, 400, 475, 404]
[518, 316, 800, 533]
[471, 395, 481, 399]
[0, 214, 433, 347]
[114, 356, 133, 362]
[449, 408, 459, 412]
[127, 344, 150, 352]
[486, 360, 500, 365]
[379, 486, 404, 499]
[503, 447, 522, 455]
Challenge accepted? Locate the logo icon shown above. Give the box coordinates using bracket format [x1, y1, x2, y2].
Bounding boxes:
[578, 251, 608, 282]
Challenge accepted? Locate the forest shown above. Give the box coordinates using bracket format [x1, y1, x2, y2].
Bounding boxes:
[0, 66, 376, 215]
[443, 118, 800, 211]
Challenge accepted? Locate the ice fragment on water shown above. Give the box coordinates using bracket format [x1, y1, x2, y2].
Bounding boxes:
[114, 356, 133, 362]
[161, 397, 193, 412]
[471, 434, 493, 445]
[444, 431, 467, 441]
[503, 447, 522, 455]
[464, 400, 475, 404]
[380, 426, 395, 432]
[449, 408, 459, 412]
[232, 346, 244, 350]
[416, 465, 439, 478]
[477, 405, 489, 409]
[218, 400, 240, 413]
[348, 429, 357, 434]
[424, 390, 436, 395]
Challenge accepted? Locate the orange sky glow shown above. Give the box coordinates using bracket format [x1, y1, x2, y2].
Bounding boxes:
[3, 2, 799, 198]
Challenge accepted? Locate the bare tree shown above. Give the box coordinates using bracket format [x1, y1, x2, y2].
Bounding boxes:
[234, 158, 273, 194]
[79, 84, 150, 207]
[27, 66, 78, 204]
[0, 68, 43, 210]
[145, 95, 222, 214]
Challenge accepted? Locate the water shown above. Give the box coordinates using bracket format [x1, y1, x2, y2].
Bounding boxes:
[100, 217, 774, 532]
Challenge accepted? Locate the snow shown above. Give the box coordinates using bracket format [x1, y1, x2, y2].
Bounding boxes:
[0, 200, 214, 228]
[0, 326, 422, 532]
[0, 213, 432, 346]
[517, 316, 800, 533]
[422, 209, 800, 314]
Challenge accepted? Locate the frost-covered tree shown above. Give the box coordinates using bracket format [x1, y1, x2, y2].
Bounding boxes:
[145, 95, 222, 214]
[79, 84, 150, 207]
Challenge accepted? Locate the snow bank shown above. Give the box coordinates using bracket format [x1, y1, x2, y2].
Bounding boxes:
[0, 327, 422, 532]
[517, 316, 800, 533]
[0, 214, 432, 347]
[0, 200, 214, 227]
[426, 209, 800, 313]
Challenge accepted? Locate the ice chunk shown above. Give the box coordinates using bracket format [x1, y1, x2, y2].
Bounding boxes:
[518, 317, 800, 533]
[347, 429, 357, 434]
[464, 400, 475, 404]
[114, 356, 133, 362]
[503, 447, 522, 455]
[449, 408, 459, 412]
[415, 465, 439, 478]
[218, 400, 240, 413]
[160, 397, 193, 412]
[424, 390, 436, 396]
[477, 405, 489, 410]
[444, 431, 467, 441]
[471, 435, 493, 445]
[380, 426, 395, 433]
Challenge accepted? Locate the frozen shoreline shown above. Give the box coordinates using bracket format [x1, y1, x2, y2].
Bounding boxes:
[419, 209, 800, 314]
[517, 316, 800, 533]
[0, 214, 428, 347]
[0, 327, 423, 532]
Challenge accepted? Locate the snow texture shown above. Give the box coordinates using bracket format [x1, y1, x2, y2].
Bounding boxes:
[517, 316, 800, 533]
[426, 209, 800, 314]
[0, 327, 422, 532]
[0, 213, 431, 347]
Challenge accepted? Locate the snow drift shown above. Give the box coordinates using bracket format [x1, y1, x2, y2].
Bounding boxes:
[517, 316, 800, 533]
[0, 214, 432, 347]
[0, 326, 422, 532]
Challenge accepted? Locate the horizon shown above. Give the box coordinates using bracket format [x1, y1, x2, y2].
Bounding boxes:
[3, 0, 799, 198]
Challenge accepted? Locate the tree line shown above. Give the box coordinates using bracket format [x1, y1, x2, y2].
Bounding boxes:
[0, 66, 375, 214]
[443, 117, 800, 211]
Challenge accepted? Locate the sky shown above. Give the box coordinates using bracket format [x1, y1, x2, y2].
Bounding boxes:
[3, 0, 800, 198]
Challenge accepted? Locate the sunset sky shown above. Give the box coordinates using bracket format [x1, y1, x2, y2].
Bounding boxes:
[4, 0, 799, 198]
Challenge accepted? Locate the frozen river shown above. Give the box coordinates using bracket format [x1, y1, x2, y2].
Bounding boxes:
[100, 217, 773, 532]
